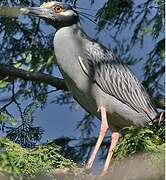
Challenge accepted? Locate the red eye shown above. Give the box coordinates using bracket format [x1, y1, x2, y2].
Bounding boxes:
[54, 5, 63, 13]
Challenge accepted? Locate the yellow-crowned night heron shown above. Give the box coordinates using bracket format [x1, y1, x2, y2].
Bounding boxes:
[20, 1, 157, 174]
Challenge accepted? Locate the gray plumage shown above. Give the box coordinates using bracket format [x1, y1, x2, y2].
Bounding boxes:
[83, 43, 156, 119]
[54, 23, 157, 129]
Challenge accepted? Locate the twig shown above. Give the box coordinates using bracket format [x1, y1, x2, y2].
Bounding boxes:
[11, 81, 24, 120]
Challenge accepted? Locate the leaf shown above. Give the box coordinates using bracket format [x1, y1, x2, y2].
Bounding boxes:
[0, 113, 16, 126]
[0, 79, 9, 89]
[13, 62, 22, 68]
[6, 116, 17, 126]
[0, 114, 4, 123]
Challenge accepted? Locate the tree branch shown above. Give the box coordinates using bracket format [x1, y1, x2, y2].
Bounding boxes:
[0, 64, 164, 110]
[0, 63, 68, 91]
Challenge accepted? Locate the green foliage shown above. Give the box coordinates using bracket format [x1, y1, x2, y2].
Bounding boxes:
[0, 114, 165, 179]
[0, 100, 44, 148]
[97, 0, 133, 29]
[0, 78, 9, 89]
[106, 122, 165, 180]
[0, 0, 55, 105]
[113, 123, 165, 158]
[143, 38, 164, 95]
[0, 137, 76, 179]
[0, 112, 16, 126]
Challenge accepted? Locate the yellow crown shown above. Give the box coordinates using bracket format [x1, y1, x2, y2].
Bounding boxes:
[40, 2, 55, 8]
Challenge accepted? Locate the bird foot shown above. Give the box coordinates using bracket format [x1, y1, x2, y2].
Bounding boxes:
[153, 111, 165, 125]
[84, 165, 91, 174]
[100, 170, 109, 177]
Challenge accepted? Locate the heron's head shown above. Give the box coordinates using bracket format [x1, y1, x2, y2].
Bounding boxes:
[20, 1, 79, 28]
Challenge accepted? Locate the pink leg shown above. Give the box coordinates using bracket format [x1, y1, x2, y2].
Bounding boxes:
[102, 130, 120, 175]
[87, 106, 108, 169]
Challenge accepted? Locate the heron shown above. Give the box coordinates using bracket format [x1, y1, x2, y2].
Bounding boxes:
[20, 1, 157, 174]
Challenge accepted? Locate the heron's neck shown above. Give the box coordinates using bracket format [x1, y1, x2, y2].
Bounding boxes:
[54, 22, 89, 71]
[55, 22, 89, 44]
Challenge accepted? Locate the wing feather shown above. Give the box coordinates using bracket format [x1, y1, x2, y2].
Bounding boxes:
[79, 42, 157, 119]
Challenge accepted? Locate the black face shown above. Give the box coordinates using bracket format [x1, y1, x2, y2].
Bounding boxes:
[20, 1, 79, 28]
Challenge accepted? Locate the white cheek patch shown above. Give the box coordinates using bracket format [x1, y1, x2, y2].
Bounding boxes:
[60, 10, 77, 16]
